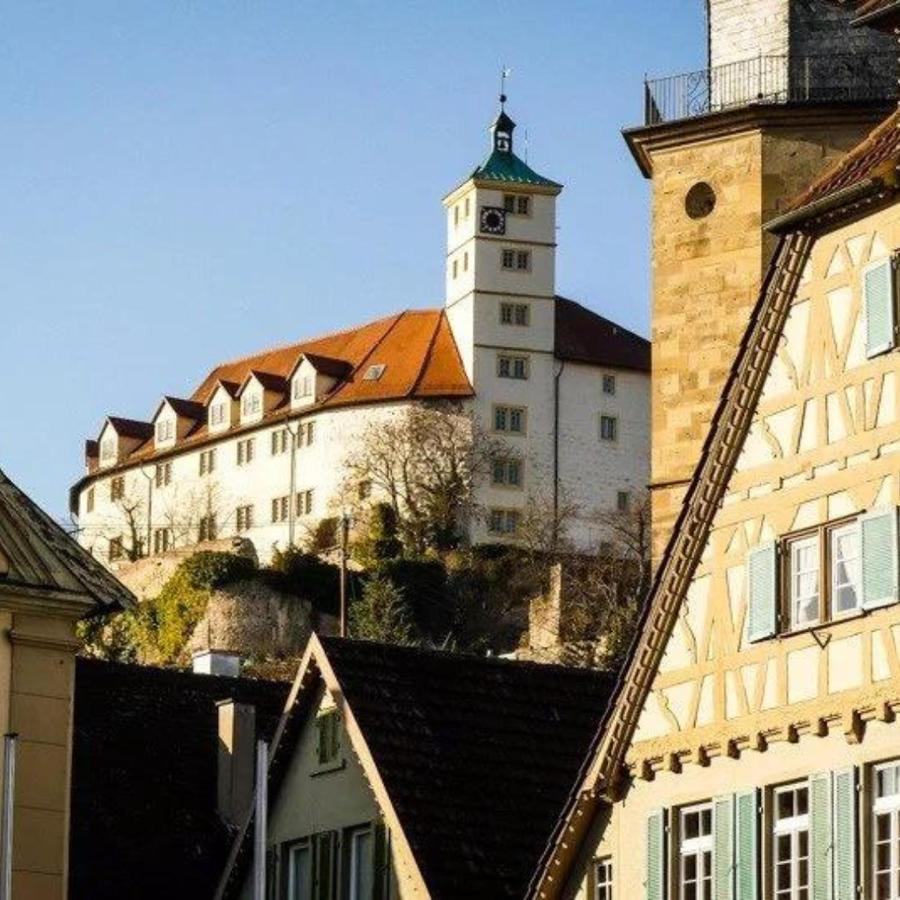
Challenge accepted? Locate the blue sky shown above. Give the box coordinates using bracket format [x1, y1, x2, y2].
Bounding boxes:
[0, 1, 705, 519]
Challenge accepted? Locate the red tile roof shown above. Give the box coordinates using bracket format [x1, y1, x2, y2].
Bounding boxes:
[787, 107, 900, 212]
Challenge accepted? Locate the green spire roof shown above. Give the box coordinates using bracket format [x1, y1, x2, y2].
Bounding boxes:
[470, 149, 561, 188]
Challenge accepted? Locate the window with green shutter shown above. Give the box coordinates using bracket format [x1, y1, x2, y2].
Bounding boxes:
[747, 542, 778, 642]
[734, 789, 758, 900]
[312, 831, 337, 900]
[864, 257, 897, 358]
[713, 795, 735, 900]
[809, 771, 833, 900]
[315, 709, 341, 770]
[646, 809, 666, 900]
[861, 508, 899, 610]
[832, 767, 856, 900]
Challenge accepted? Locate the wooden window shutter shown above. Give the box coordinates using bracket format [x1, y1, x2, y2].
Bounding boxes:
[746, 542, 778, 642]
[734, 789, 758, 900]
[864, 257, 896, 358]
[646, 808, 667, 900]
[312, 831, 337, 900]
[809, 771, 834, 900]
[713, 794, 735, 900]
[861, 508, 899, 610]
[832, 767, 857, 900]
[371, 821, 391, 900]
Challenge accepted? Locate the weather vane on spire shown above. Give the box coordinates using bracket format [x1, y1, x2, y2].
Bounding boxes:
[499, 65, 512, 108]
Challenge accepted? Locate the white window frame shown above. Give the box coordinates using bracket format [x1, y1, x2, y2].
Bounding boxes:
[497, 354, 529, 380]
[874, 760, 900, 900]
[209, 402, 226, 427]
[347, 826, 374, 900]
[594, 856, 613, 900]
[156, 418, 174, 443]
[788, 534, 821, 629]
[285, 839, 311, 900]
[772, 782, 810, 900]
[830, 521, 862, 617]
[678, 802, 713, 900]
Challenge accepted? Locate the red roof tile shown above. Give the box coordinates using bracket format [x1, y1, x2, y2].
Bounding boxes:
[788, 107, 900, 212]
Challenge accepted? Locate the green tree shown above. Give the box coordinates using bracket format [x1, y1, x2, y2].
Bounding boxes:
[349, 575, 417, 646]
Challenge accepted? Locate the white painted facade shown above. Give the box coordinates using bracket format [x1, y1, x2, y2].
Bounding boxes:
[72, 109, 650, 564]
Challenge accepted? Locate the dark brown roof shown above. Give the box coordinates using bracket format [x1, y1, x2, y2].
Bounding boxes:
[300, 352, 354, 379]
[220, 638, 615, 900]
[106, 416, 154, 441]
[242, 369, 289, 395]
[554, 296, 650, 371]
[788, 107, 900, 213]
[834, 0, 900, 26]
[84, 440, 98, 460]
[0, 469, 134, 611]
[163, 396, 206, 421]
[69, 658, 290, 900]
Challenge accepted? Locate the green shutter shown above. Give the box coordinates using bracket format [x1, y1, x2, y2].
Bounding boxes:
[810, 771, 833, 900]
[734, 789, 758, 900]
[864, 258, 896, 358]
[646, 809, 666, 900]
[372, 821, 390, 900]
[832, 767, 857, 900]
[313, 831, 337, 900]
[861, 508, 899, 610]
[714, 795, 735, 900]
[747, 542, 778, 642]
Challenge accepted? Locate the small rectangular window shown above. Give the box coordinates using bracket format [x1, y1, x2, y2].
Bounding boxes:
[154, 462, 172, 488]
[236, 438, 255, 466]
[493, 405, 527, 434]
[285, 840, 311, 900]
[488, 508, 520, 536]
[108, 537, 123, 562]
[199, 449, 216, 476]
[617, 491, 630, 512]
[500, 302, 529, 326]
[306, 421, 316, 445]
[271, 429, 289, 456]
[787, 534, 820, 629]
[452, 259, 458, 279]
[678, 803, 713, 900]
[347, 827, 375, 900]
[295, 489, 314, 516]
[210, 403, 226, 426]
[501, 249, 516, 270]
[503, 194, 516, 213]
[316, 708, 340, 766]
[86, 487, 95, 513]
[271, 496, 290, 524]
[152, 527, 172, 555]
[156, 419, 173, 443]
[503, 194, 531, 216]
[110, 476, 125, 502]
[242, 392, 261, 417]
[235, 505, 254, 533]
[594, 857, 613, 900]
[516, 250, 530, 270]
[358, 480, 371, 501]
[772, 783, 810, 900]
[603, 374, 617, 395]
[453, 204, 459, 227]
[497, 354, 529, 380]
[463, 251, 469, 272]
[492, 458, 523, 488]
[198, 514, 217, 542]
[600, 415, 618, 442]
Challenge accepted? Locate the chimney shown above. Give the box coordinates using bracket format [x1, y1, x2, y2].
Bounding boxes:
[216, 699, 256, 826]
[192, 649, 241, 678]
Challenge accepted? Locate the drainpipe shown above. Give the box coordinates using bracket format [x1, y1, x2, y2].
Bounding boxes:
[252, 739, 268, 900]
[0, 733, 16, 900]
[139, 464, 154, 556]
[553, 359, 566, 525]
[285, 420, 301, 547]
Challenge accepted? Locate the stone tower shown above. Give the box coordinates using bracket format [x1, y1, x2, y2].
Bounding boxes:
[633, 0, 896, 558]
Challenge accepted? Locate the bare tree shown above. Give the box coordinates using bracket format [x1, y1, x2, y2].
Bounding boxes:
[342, 403, 501, 554]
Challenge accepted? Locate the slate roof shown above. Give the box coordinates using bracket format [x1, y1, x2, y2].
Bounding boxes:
[219, 637, 616, 900]
[0, 469, 134, 610]
[69, 658, 290, 900]
[786, 107, 900, 214]
[163, 396, 206, 421]
[106, 415, 154, 441]
[471, 148, 562, 188]
[555, 296, 650, 371]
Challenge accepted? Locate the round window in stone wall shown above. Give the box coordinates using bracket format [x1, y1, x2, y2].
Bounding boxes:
[685, 181, 717, 220]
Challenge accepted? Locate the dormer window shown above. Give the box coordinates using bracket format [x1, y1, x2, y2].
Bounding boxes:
[293, 375, 314, 400]
[242, 393, 261, 418]
[100, 437, 116, 462]
[156, 419, 174, 443]
[363, 364, 386, 381]
[210, 403, 226, 427]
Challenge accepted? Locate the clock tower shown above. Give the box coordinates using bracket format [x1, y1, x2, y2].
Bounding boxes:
[442, 104, 562, 381]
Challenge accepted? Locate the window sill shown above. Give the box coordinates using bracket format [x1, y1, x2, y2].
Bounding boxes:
[311, 759, 345, 778]
[778, 606, 871, 640]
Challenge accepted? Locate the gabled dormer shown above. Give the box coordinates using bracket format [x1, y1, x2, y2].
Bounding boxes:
[238, 371, 287, 425]
[97, 417, 153, 468]
[207, 381, 240, 434]
[289, 353, 351, 409]
[152, 397, 205, 450]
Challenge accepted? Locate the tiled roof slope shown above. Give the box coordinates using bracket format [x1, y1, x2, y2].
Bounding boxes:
[320, 637, 616, 899]
[555, 296, 651, 371]
[471, 149, 562, 188]
[0, 469, 133, 610]
[69, 658, 290, 900]
[789, 107, 900, 212]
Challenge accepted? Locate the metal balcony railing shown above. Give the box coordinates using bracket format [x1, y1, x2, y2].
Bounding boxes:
[644, 54, 898, 126]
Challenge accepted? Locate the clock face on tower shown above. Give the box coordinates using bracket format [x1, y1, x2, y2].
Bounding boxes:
[479, 206, 506, 235]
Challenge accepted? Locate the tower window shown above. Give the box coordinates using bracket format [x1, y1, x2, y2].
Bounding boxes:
[603, 374, 617, 395]
[504, 194, 531, 216]
[617, 491, 630, 512]
[500, 302, 530, 326]
[502, 249, 515, 269]
[464, 197, 470, 218]
[452, 259, 458, 280]
[497, 354, 529, 380]
[453, 205, 459, 227]
[463, 251, 469, 272]
[516, 250, 530, 270]
[494, 405, 526, 434]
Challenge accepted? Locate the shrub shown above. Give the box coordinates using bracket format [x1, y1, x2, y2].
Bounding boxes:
[269, 546, 342, 614]
[349, 575, 417, 645]
[352, 502, 403, 568]
[377, 557, 449, 639]
[181, 550, 256, 590]
[308, 517, 339, 554]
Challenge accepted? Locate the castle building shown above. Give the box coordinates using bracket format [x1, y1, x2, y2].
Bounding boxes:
[527, 3, 900, 899]
[70, 108, 650, 565]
